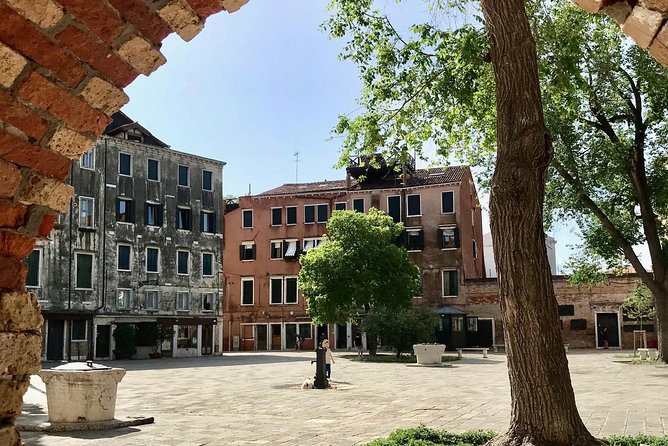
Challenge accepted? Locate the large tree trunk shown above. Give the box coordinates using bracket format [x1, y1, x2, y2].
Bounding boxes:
[654, 286, 668, 361]
[481, 1, 602, 445]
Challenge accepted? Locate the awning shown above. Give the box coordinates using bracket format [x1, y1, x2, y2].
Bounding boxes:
[303, 240, 314, 251]
[436, 306, 466, 315]
[285, 240, 297, 256]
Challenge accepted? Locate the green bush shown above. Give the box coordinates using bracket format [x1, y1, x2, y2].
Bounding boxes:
[608, 435, 668, 446]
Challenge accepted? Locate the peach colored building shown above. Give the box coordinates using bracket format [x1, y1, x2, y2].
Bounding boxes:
[222, 158, 485, 351]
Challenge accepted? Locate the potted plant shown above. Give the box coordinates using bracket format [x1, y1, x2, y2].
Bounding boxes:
[112, 324, 137, 360]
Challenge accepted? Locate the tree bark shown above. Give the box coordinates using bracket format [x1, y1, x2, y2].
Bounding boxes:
[655, 286, 668, 361]
[481, 0, 603, 444]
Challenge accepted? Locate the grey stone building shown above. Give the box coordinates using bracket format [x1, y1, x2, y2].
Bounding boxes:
[28, 112, 225, 361]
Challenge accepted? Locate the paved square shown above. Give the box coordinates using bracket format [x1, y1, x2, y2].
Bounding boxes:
[19, 350, 668, 445]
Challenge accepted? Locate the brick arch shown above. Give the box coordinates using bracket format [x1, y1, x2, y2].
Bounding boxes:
[0, 1, 247, 443]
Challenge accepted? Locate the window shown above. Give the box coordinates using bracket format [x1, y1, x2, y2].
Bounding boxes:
[317, 204, 328, 223]
[452, 316, 465, 332]
[283, 240, 298, 259]
[178, 165, 189, 187]
[270, 277, 283, 304]
[241, 278, 254, 305]
[145, 203, 163, 227]
[80, 148, 94, 170]
[240, 242, 256, 261]
[75, 253, 93, 289]
[202, 252, 214, 276]
[558, 305, 575, 316]
[467, 317, 478, 332]
[177, 325, 197, 348]
[202, 170, 213, 191]
[406, 229, 424, 251]
[242, 209, 253, 228]
[570, 319, 587, 330]
[441, 190, 454, 213]
[147, 159, 159, 181]
[353, 198, 365, 213]
[146, 247, 160, 273]
[202, 293, 214, 312]
[271, 207, 282, 226]
[116, 198, 134, 223]
[145, 290, 159, 310]
[303, 238, 322, 252]
[201, 211, 216, 233]
[416, 272, 424, 297]
[442, 270, 459, 297]
[387, 195, 401, 222]
[285, 277, 298, 304]
[117, 289, 132, 309]
[304, 205, 315, 224]
[270, 240, 283, 259]
[79, 197, 94, 227]
[406, 194, 421, 217]
[286, 206, 297, 225]
[119, 152, 132, 176]
[439, 227, 460, 249]
[176, 207, 192, 230]
[71, 320, 87, 341]
[177, 292, 190, 311]
[177, 250, 190, 275]
[334, 202, 346, 211]
[117, 244, 131, 271]
[126, 130, 142, 142]
[299, 323, 312, 339]
[26, 249, 40, 287]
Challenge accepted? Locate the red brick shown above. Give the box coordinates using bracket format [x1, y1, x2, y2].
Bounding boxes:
[57, 0, 125, 45]
[0, 90, 49, 141]
[56, 26, 139, 88]
[38, 214, 56, 237]
[0, 131, 71, 180]
[0, 200, 27, 228]
[17, 72, 111, 135]
[0, 255, 27, 290]
[106, 0, 171, 46]
[0, 159, 21, 198]
[186, 0, 224, 19]
[0, 4, 86, 88]
[0, 232, 35, 259]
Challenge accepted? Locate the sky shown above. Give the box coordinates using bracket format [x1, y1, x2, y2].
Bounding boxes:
[121, 0, 649, 273]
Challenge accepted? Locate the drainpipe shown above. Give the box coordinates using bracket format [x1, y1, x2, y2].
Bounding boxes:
[67, 162, 74, 362]
[92, 139, 109, 358]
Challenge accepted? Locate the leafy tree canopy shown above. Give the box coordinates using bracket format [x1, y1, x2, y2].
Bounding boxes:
[298, 208, 420, 325]
[623, 282, 656, 324]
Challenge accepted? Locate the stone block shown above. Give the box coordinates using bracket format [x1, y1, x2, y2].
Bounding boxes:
[0, 159, 21, 199]
[0, 292, 43, 333]
[0, 424, 21, 446]
[604, 1, 633, 24]
[106, 0, 172, 46]
[0, 256, 27, 290]
[0, 89, 50, 141]
[56, 0, 125, 45]
[38, 213, 57, 237]
[0, 4, 86, 88]
[0, 333, 42, 375]
[0, 232, 35, 259]
[18, 72, 111, 136]
[16, 171, 74, 213]
[5, 0, 64, 28]
[48, 126, 97, 159]
[186, 0, 225, 19]
[0, 43, 27, 89]
[572, 0, 605, 13]
[0, 375, 30, 421]
[80, 77, 129, 115]
[622, 6, 665, 48]
[158, 0, 205, 42]
[0, 130, 72, 181]
[0, 200, 27, 228]
[649, 23, 668, 66]
[221, 0, 249, 13]
[116, 36, 167, 76]
[639, 0, 668, 13]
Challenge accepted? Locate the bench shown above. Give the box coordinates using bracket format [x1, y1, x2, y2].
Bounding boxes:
[492, 344, 505, 353]
[457, 347, 488, 359]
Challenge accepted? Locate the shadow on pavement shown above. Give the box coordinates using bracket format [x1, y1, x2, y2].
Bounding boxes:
[22, 427, 141, 444]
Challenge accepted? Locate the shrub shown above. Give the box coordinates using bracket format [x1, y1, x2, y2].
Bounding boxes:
[365, 426, 495, 446]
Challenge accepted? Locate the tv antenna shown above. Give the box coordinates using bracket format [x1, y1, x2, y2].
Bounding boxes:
[294, 151, 300, 183]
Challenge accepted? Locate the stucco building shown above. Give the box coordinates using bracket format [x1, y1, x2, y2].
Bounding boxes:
[28, 112, 225, 361]
[222, 156, 486, 351]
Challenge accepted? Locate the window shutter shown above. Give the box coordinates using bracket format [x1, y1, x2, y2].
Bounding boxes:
[418, 230, 424, 250]
[157, 205, 163, 226]
[453, 271, 459, 295]
[251, 244, 256, 260]
[144, 203, 149, 225]
[115, 198, 120, 220]
[437, 229, 444, 249]
[239, 245, 244, 260]
[454, 228, 460, 248]
[211, 213, 217, 233]
[129, 200, 135, 223]
[200, 211, 204, 232]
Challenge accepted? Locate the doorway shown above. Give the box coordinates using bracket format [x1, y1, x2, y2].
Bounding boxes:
[270, 324, 282, 350]
[46, 320, 65, 360]
[596, 312, 620, 348]
[336, 324, 347, 349]
[255, 324, 268, 351]
[285, 324, 297, 349]
[95, 325, 110, 359]
[476, 319, 494, 348]
[201, 325, 213, 355]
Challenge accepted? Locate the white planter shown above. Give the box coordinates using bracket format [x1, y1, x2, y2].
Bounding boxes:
[413, 344, 445, 365]
[39, 363, 126, 423]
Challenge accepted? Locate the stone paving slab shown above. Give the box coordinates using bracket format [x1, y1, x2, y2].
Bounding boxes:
[19, 350, 668, 445]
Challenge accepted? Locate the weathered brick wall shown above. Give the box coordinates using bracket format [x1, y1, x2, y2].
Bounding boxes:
[0, 0, 247, 443]
[573, 0, 668, 66]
